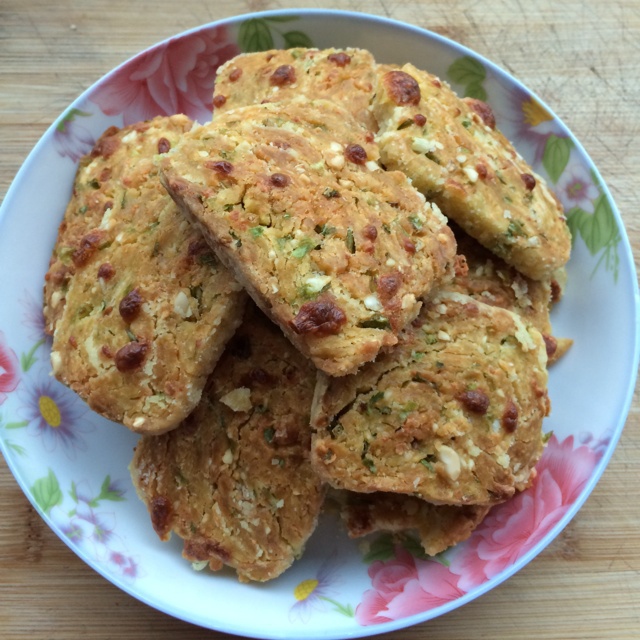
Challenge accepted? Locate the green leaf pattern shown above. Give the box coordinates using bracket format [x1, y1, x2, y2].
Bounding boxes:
[20, 338, 45, 372]
[31, 469, 63, 515]
[447, 56, 487, 100]
[319, 597, 355, 618]
[567, 182, 621, 281]
[238, 16, 313, 53]
[0, 412, 28, 458]
[542, 135, 573, 184]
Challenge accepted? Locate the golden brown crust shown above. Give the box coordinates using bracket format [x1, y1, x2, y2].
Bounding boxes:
[213, 48, 378, 130]
[130, 304, 325, 582]
[160, 99, 456, 376]
[372, 63, 572, 281]
[44, 116, 246, 434]
[310, 291, 549, 505]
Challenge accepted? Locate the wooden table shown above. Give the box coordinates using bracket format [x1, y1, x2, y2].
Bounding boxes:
[1, 1, 638, 638]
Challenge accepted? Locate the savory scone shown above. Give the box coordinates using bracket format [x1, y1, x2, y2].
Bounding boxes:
[160, 99, 456, 376]
[335, 490, 490, 556]
[372, 63, 571, 281]
[452, 227, 572, 364]
[43, 116, 246, 434]
[130, 304, 325, 583]
[212, 47, 378, 130]
[310, 290, 550, 505]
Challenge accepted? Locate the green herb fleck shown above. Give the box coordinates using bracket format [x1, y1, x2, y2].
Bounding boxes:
[250, 226, 265, 238]
[505, 220, 527, 241]
[346, 228, 355, 253]
[362, 457, 377, 473]
[408, 215, 423, 231]
[397, 118, 414, 130]
[359, 316, 391, 330]
[263, 427, 275, 443]
[420, 454, 437, 471]
[398, 402, 417, 422]
[328, 422, 344, 439]
[276, 234, 293, 250]
[292, 239, 316, 258]
[229, 230, 242, 248]
[323, 187, 340, 198]
[367, 392, 391, 416]
[315, 223, 337, 236]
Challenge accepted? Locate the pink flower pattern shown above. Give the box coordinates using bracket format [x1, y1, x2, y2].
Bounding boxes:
[91, 26, 240, 124]
[555, 163, 599, 211]
[51, 478, 140, 581]
[356, 549, 464, 625]
[52, 109, 96, 162]
[0, 331, 20, 405]
[355, 435, 602, 625]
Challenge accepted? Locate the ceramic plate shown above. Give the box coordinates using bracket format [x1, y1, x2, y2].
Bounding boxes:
[1, 9, 638, 639]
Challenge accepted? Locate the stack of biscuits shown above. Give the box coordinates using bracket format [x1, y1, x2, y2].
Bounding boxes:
[43, 48, 572, 582]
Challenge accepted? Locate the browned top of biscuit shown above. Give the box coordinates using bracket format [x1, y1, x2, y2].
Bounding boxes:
[311, 291, 549, 505]
[130, 304, 324, 582]
[44, 116, 246, 434]
[160, 99, 456, 376]
[372, 63, 571, 281]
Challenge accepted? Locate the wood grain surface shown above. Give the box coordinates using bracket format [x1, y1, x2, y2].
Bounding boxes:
[1, 1, 639, 639]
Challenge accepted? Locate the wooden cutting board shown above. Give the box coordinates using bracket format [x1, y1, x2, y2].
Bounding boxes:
[1, 1, 638, 638]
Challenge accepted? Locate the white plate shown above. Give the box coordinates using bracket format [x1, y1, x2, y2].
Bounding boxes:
[0, 9, 638, 639]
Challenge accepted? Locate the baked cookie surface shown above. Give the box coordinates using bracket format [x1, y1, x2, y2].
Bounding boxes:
[130, 304, 324, 582]
[311, 291, 549, 505]
[213, 47, 378, 130]
[44, 116, 246, 434]
[160, 99, 456, 376]
[451, 227, 572, 364]
[372, 63, 571, 281]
